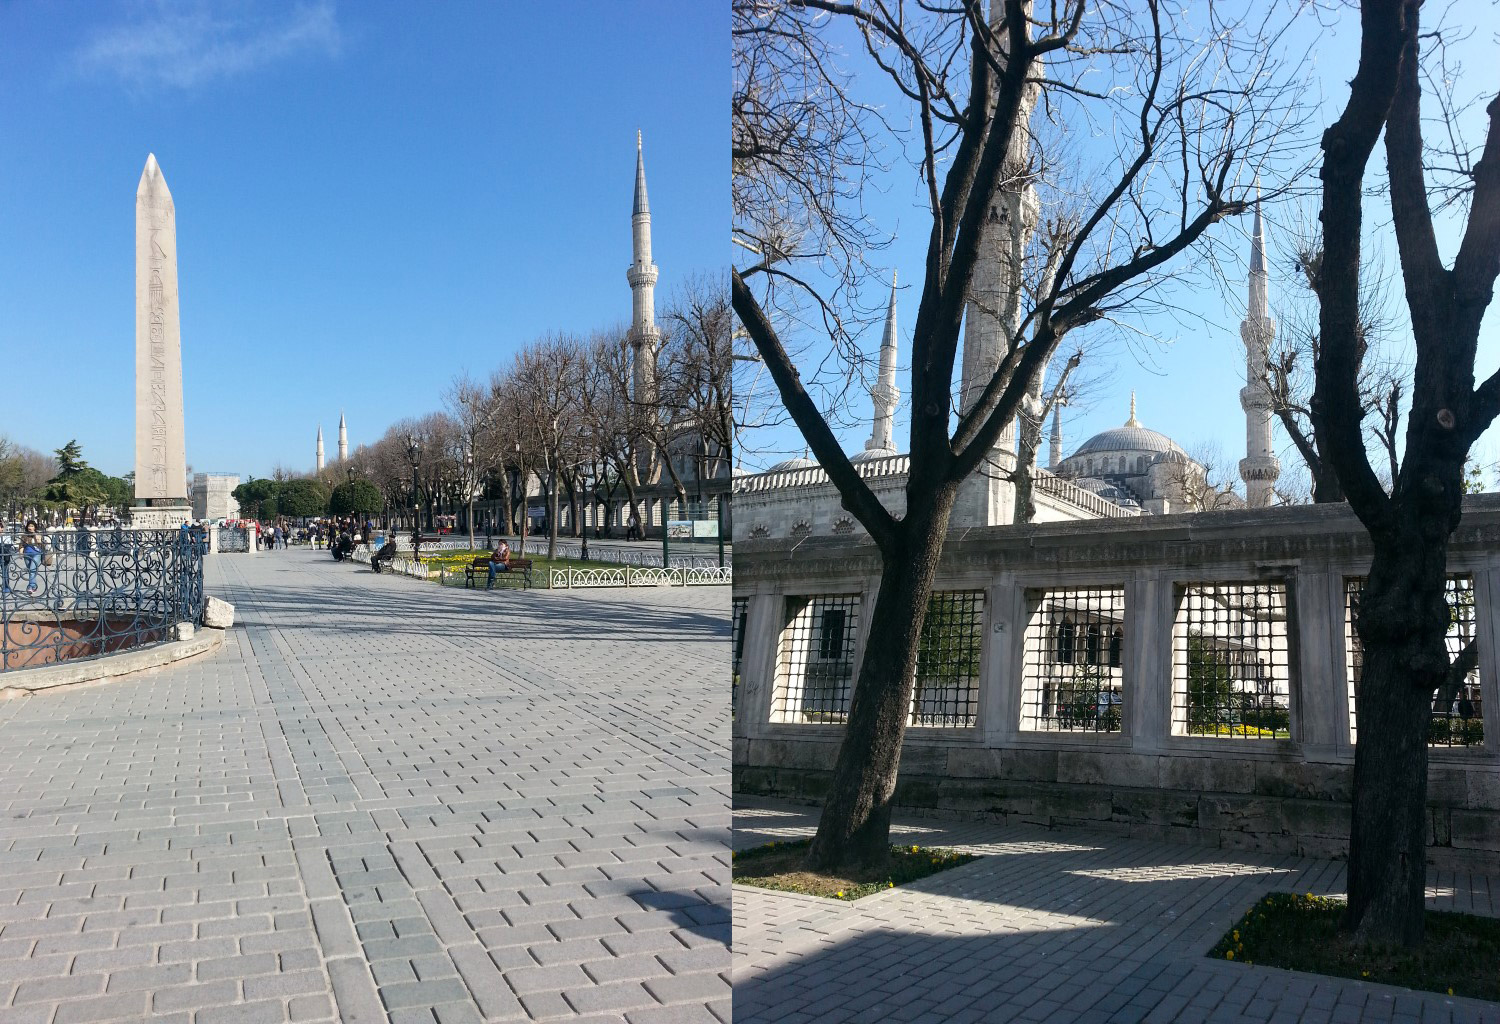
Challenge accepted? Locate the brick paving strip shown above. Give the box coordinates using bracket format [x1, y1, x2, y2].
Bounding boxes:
[0, 551, 730, 1023]
[733, 797, 1500, 1024]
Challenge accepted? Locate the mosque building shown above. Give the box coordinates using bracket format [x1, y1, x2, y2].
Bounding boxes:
[733, 193, 1277, 538]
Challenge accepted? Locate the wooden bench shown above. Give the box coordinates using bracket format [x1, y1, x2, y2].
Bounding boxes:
[463, 557, 533, 590]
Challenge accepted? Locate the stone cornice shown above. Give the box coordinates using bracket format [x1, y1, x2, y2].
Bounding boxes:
[734, 495, 1500, 584]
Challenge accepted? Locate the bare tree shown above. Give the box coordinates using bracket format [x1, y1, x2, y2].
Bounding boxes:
[448, 372, 510, 548]
[1311, 0, 1500, 947]
[512, 335, 588, 559]
[733, 0, 1306, 872]
[1260, 221, 1406, 502]
[662, 273, 735, 498]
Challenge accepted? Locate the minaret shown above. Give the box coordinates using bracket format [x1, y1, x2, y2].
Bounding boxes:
[865, 274, 901, 455]
[316, 425, 325, 473]
[338, 411, 348, 462]
[1048, 402, 1063, 470]
[1239, 187, 1280, 507]
[627, 131, 661, 409]
[959, 17, 1042, 432]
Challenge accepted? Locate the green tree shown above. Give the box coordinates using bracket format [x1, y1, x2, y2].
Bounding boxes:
[232, 478, 279, 520]
[1184, 634, 1235, 734]
[277, 478, 330, 519]
[328, 479, 383, 518]
[53, 440, 89, 478]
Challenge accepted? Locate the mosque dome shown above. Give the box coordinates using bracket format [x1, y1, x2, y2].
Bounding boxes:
[850, 447, 897, 463]
[1072, 425, 1184, 459]
[1065, 393, 1185, 462]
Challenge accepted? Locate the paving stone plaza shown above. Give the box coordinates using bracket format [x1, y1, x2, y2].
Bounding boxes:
[732, 799, 1500, 1023]
[0, 552, 730, 1023]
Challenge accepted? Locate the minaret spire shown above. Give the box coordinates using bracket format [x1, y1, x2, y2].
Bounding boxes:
[1126, 391, 1139, 427]
[1048, 399, 1064, 470]
[316, 424, 325, 473]
[627, 131, 662, 481]
[1239, 180, 1280, 507]
[338, 411, 348, 462]
[865, 273, 901, 455]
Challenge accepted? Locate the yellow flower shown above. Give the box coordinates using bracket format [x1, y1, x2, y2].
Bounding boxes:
[835, 890, 844, 899]
[1448, 988, 1455, 996]
[1361, 971, 1369, 978]
[1225, 950, 1234, 960]
[1232, 931, 1239, 942]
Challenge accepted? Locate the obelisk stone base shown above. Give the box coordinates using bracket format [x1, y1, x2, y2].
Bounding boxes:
[129, 505, 193, 530]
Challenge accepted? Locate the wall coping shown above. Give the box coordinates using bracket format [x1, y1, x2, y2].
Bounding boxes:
[0, 627, 225, 698]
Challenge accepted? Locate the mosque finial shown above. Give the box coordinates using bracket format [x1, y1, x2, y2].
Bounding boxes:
[1127, 391, 1139, 427]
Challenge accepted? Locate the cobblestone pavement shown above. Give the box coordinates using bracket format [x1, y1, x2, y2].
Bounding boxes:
[733, 798, 1500, 1023]
[0, 551, 730, 1023]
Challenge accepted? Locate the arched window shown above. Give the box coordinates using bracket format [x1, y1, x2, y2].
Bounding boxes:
[1084, 625, 1101, 665]
[1109, 628, 1123, 667]
[1057, 617, 1076, 664]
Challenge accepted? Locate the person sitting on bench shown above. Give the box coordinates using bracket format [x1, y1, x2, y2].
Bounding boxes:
[372, 538, 398, 573]
[486, 539, 511, 589]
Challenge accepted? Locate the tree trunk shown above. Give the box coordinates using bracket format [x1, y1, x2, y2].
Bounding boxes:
[1345, 508, 1458, 946]
[804, 487, 957, 873]
[1013, 415, 1041, 524]
[547, 469, 559, 560]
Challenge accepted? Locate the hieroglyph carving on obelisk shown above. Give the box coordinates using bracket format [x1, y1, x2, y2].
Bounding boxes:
[135, 153, 189, 510]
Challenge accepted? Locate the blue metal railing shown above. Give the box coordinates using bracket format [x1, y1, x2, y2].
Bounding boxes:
[0, 527, 207, 672]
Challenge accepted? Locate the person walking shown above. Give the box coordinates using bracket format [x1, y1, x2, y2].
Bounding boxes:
[626, 508, 641, 541]
[18, 520, 49, 594]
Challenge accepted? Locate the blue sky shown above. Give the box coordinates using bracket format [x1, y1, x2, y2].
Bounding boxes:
[735, 4, 1500, 491]
[0, 0, 726, 480]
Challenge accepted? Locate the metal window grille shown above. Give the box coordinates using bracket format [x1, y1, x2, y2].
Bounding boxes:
[1172, 582, 1291, 738]
[772, 594, 861, 724]
[910, 591, 984, 728]
[732, 597, 748, 717]
[1346, 575, 1483, 748]
[1021, 588, 1126, 733]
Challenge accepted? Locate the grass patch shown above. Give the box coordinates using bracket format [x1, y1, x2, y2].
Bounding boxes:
[414, 549, 622, 589]
[1212, 891, 1500, 1000]
[732, 838, 977, 901]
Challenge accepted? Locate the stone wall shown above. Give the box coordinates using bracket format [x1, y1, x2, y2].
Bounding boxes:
[732, 497, 1500, 868]
[734, 448, 1136, 542]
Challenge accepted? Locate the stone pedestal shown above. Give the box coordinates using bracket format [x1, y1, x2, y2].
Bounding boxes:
[128, 505, 192, 530]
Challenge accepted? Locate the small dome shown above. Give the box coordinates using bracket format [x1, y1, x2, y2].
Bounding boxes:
[850, 447, 897, 463]
[768, 456, 818, 472]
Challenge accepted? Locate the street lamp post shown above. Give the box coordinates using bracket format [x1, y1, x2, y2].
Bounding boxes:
[514, 441, 526, 555]
[405, 434, 421, 553]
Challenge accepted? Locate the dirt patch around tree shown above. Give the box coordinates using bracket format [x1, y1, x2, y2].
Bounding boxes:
[733, 838, 978, 901]
[1211, 891, 1500, 1001]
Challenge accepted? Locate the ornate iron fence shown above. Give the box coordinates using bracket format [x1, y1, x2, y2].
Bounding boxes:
[0, 527, 207, 673]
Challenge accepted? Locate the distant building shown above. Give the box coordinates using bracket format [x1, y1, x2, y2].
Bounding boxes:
[191, 473, 240, 521]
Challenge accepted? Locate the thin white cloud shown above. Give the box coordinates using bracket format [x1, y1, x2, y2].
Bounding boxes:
[76, 0, 341, 89]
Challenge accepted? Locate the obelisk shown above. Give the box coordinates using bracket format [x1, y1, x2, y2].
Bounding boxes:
[131, 154, 191, 527]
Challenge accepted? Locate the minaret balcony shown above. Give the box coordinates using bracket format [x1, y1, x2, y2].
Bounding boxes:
[1238, 457, 1281, 481]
